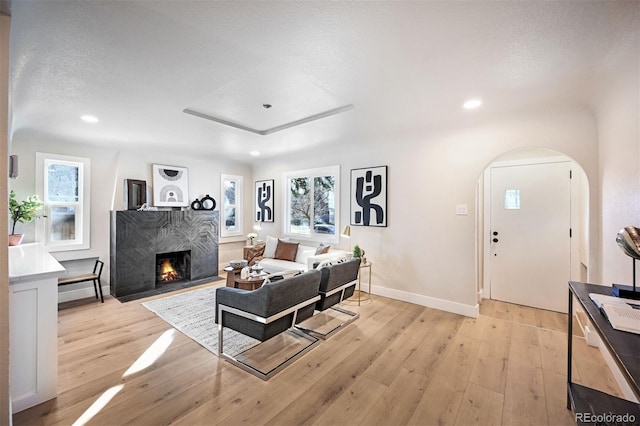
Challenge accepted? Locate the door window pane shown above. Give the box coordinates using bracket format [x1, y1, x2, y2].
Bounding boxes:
[50, 206, 76, 241]
[504, 189, 521, 210]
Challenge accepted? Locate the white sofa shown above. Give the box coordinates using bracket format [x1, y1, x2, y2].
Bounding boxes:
[255, 236, 349, 273]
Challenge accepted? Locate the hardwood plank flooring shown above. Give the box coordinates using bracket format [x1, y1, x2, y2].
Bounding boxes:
[13, 284, 623, 426]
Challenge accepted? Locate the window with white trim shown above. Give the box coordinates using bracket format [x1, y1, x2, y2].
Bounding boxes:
[283, 165, 339, 243]
[36, 153, 91, 251]
[220, 174, 243, 238]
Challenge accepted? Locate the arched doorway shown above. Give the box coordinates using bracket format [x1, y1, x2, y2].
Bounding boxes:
[476, 148, 590, 313]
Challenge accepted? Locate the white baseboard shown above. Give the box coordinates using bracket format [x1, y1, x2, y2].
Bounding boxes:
[372, 286, 479, 318]
[58, 285, 108, 303]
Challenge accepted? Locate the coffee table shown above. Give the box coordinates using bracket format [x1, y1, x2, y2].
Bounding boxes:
[224, 267, 268, 290]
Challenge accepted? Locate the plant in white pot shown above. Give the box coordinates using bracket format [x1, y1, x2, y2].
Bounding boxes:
[9, 190, 45, 246]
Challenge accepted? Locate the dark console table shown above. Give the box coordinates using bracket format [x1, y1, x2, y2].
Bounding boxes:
[567, 281, 640, 425]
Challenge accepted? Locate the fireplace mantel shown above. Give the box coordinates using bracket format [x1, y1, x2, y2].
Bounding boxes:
[110, 210, 219, 299]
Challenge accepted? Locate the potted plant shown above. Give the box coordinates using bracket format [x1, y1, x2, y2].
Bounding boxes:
[353, 244, 366, 264]
[9, 190, 45, 246]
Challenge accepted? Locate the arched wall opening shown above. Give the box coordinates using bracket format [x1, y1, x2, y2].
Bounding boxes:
[475, 147, 590, 308]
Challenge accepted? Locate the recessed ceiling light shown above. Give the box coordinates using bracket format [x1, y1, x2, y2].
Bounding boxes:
[463, 99, 482, 110]
[249, 150, 260, 157]
[80, 115, 99, 123]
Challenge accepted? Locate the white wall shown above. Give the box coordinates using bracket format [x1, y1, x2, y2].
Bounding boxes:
[8, 136, 253, 299]
[253, 103, 600, 317]
[595, 72, 640, 286]
[589, 3, 639, 288]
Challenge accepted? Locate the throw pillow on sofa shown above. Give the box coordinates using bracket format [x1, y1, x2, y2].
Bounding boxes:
[245, 242, 265, 266]
[315, 243, 330, 255]
[264, 235, 289, 258]
[274, 239, 299, 261]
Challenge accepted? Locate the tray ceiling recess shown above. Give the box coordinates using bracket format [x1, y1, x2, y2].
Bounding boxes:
[183, 63, 354, 135]
[183, 104, 354, 136]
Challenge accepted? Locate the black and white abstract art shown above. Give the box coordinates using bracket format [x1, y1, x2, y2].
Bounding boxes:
[351, 166, 387, 227]
[153, 164, 189, 207]
[255, 179, 274, 222]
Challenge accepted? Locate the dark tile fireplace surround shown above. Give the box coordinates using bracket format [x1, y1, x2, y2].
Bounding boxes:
[110, 210, 219, 302]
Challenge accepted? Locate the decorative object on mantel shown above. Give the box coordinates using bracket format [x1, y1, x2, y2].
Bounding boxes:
[351, 166, 387, 227]
[247, 232, 257, 245]
[255, 179, 274, 222]
[136, 203, 158, 211]
[613, 226, 640, 300]
[123, 179, 147, 210]
[153, 164, 189, 207]
[191, 194, 216, 211]
[8, 190, 45, 246]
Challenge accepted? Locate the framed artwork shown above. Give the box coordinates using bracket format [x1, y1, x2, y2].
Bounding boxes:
[153, 164, 189, 207]
[124, 179, 147, 210]
[255, 179, 274, 222]
[351, 166, 387, 227]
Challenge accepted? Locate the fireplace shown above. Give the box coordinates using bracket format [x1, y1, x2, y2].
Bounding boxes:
[110, 210, 219, 301]
[156, 251, 191, 284]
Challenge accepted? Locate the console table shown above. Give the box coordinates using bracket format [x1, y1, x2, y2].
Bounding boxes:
[567, 281, 640, 424]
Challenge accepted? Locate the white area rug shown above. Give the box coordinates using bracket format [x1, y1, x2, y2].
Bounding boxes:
[142, 285, 259, 356]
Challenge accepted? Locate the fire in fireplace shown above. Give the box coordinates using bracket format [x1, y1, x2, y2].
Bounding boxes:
[156, 251, 191, 284]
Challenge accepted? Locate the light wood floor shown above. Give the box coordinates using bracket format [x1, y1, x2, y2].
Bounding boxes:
[14, 283, 623, 426]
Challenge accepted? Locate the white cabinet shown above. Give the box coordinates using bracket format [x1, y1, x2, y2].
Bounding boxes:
[9, 244, 65, 413]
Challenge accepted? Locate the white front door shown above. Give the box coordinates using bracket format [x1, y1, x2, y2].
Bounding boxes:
[489, 161, 571, 313]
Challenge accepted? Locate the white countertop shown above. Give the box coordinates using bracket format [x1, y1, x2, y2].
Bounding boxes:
[9, 243, 66, 283]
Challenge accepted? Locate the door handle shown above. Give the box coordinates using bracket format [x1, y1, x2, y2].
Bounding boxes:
[493, 238, 499, 243]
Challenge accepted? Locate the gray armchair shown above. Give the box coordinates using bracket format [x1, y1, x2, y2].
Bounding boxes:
[216, 269, 322, 379]
[316, 257, 360, 311]
[297, 257, 361, 339]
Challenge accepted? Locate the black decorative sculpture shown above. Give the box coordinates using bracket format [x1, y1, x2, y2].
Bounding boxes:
[191, 194, 216, 211]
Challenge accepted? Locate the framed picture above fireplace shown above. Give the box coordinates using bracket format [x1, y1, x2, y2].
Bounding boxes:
[153, 164, 189, 207]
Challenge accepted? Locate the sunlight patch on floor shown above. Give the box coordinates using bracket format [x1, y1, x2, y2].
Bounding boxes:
[123, 328, 176, 377]
[72, 384, 124, 426]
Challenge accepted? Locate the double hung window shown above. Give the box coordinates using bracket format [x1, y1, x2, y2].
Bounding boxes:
[283, 166, 339, 243]
[220, 174, 243, 238]
[36, 153, 91, 251]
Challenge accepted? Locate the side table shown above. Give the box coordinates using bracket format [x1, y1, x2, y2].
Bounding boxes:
[347, 261, 372, 306]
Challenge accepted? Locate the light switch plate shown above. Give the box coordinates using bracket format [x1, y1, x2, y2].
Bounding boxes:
[456, 204, 468, 215]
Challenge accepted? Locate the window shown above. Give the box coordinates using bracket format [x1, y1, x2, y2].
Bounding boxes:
[283, 166, 339, 243]
[504, 189, 521, 210]
[36, 153, 91, 251]
[220, 174, 243, 238]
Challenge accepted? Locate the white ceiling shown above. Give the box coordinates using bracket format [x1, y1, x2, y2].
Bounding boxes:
[7, 1, 638, 162]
